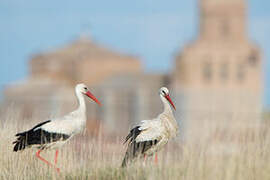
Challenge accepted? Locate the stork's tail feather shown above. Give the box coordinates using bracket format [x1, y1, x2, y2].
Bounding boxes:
[121, 140, 159, 167]
[13, 132, 28, 152]
[121, 141, 138, 167]
[121, 142, 142, 167]
[12, 120, 52, 152]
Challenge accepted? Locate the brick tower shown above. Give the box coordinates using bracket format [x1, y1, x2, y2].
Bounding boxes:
[173, 0, 263, 143]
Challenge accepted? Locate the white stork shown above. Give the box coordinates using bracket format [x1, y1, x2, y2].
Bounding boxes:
[13, 83, 101, 172]
[121, 87, 178, 167]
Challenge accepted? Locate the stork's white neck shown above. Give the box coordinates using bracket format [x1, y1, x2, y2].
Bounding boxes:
[75, 89, 86, 113]
[160, 94, 178, 136]
[160, 94, 173, 115]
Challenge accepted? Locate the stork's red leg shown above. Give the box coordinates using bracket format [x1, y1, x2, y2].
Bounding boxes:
[36, 150, 53, 166]
[144, 154, 147, 162]
[54, 150, 59, 165]
[154, 153, 158, 164]
[143, 154, 147, 166]
[36, 150, 60, 173]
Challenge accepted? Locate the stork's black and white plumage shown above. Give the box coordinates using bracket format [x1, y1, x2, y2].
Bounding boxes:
[121, 87, 178, 167]
[13, 83, 101, 172]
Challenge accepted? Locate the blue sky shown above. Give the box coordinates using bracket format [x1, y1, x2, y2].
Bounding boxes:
[0, 0, 269, 107]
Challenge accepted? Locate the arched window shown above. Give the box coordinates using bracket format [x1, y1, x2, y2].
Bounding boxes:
[221, 19, 229, 37]
[202, 61, 212, 82]
[237, 63, 245, 82]
[220, 62, 228, 81]
[248, 51, 258, 66]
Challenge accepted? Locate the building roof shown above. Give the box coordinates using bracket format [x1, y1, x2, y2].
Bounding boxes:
[94, 73, 168, 89]
[32, 36, 138, 62]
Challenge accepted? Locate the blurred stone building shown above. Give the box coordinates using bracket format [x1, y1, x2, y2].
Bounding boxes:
[4, 37, 169, 135]
[3, 0, 262, 140]
[173, 0, 262, 144]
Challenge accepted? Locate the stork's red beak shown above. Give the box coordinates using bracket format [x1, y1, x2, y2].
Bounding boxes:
[85, 91, 101, 106]
[165, 94, 176, 110]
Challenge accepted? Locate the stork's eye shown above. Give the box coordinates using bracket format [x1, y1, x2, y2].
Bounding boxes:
[162, 90, 166, 95]
[84, 87, 87, 90]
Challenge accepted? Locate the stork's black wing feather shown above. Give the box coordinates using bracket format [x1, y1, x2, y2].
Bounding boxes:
[13, 120, 70, 152]
[124, 126, 141, 144]
[15, 120, 51, 136]
[121, 126, 159, 167]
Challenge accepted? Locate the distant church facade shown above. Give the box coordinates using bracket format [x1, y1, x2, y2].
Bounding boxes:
[3, 0, 262, 140]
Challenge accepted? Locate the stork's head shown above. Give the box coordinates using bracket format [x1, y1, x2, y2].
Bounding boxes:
[76, 83, 101, 106]
[159, 87, 176, 110]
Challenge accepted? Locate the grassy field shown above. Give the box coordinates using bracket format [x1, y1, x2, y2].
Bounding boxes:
[1, 112, 270, 180]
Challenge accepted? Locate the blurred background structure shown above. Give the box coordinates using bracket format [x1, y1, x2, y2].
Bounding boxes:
[0, 0, 267, 147]
[173, 0, 263, 144]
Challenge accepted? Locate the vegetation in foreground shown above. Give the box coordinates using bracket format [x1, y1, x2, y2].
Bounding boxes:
[1, 112, 270, 180]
